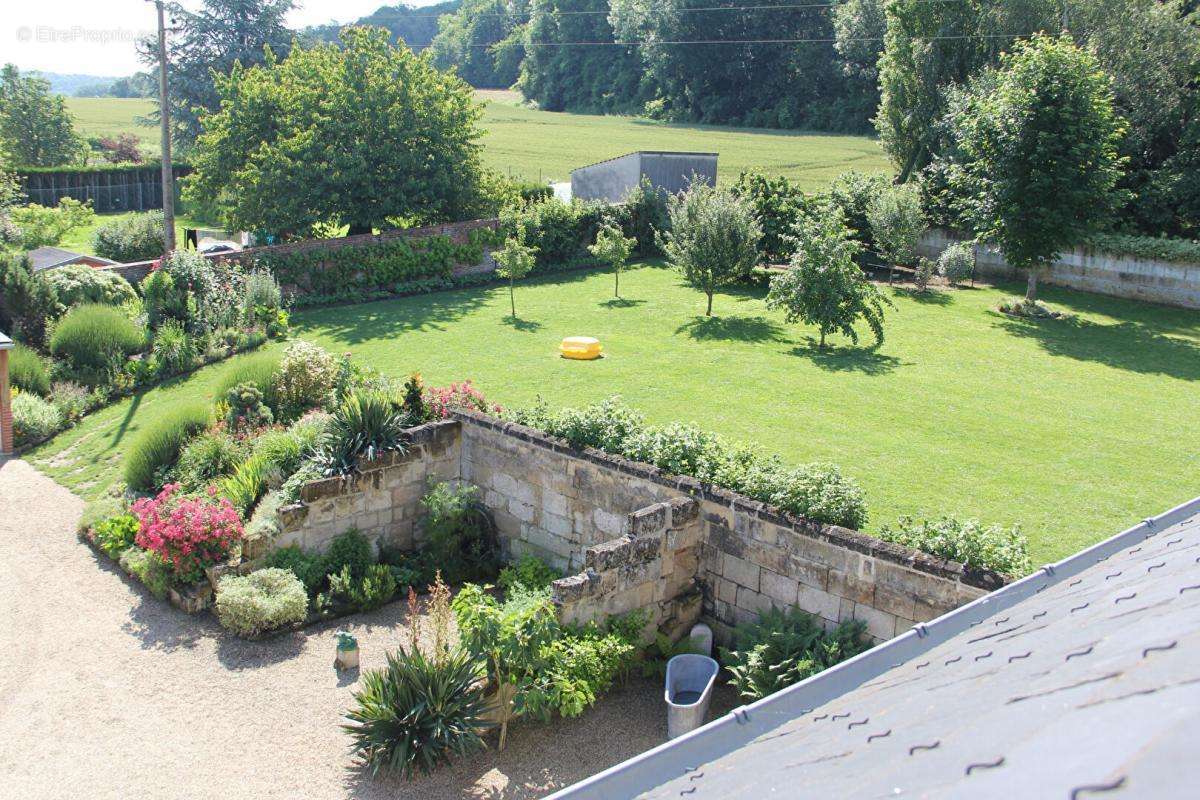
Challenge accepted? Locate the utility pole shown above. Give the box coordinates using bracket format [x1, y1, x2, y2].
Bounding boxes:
[152, 0, 176, 252]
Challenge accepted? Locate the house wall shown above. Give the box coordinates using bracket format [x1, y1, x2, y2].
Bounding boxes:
[918, 228, 1200, 310]
[268, 411, 999, 644]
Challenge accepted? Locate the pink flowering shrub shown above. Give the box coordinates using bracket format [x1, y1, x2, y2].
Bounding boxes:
[422, 380, 501, 420]
[132, 484, 243, 583]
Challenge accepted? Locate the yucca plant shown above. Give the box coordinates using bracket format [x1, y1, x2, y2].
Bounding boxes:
[344, 645, 490, 778]
[317, 391, 410, 476]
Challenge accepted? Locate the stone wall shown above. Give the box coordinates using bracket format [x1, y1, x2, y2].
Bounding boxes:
[918, 228, 1200, 310]
[268, 411, 1001, 644]
[273, 420, 460, 554]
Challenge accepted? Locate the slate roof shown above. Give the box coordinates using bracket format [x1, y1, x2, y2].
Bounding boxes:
[551, 497, 1200, 799]
[25, 246, 117, 272]
[571, 151, 718, 174]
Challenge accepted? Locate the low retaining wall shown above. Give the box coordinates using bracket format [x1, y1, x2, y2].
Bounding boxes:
[105, 217, 500, 285]
[918, 228, 1200, 309]
[268, 411, 1001, 644]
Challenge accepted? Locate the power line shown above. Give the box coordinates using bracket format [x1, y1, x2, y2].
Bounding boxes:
[407, 31, 1049, 48]
[361, 0, 965, 20]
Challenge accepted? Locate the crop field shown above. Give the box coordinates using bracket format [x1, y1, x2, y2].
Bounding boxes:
[65, 93, 892, 190]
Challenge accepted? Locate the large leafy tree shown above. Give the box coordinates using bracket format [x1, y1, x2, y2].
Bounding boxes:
[0, 65, 85, 166]
[942, 35, 1126, 303]
[519, 0, 644, 113]
[187, 26, 486, 238]
[767, 211, 892, 348]
[610, 0, 870, 130]
[141, 0, 296, 149]
[431, 0, 527, 89]
[875, 0, 1056, 181]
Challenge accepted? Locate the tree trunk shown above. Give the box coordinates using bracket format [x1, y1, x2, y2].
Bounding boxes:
[819, 329, 826, 349]
[614, 269, 620, 298]
[705, 289, 713, 316]
[1025, 268, 1039, 303]
[509, 279, 516, 317]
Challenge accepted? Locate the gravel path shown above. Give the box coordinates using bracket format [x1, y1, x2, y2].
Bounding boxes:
[0, 457, 732, 799]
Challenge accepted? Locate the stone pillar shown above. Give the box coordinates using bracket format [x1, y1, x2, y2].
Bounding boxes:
[0, 338, 12, 455]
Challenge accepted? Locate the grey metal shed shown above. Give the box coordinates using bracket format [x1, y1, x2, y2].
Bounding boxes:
[570, 151, 717, 203]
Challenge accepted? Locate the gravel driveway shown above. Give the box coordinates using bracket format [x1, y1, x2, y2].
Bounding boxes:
[0, 457, 731, 799]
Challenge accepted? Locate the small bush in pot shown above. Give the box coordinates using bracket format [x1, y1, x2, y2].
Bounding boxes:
[215, 568, 308, 637]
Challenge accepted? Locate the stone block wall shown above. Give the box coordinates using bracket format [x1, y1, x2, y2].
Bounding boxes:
[552, 497, 704, 640]
[268, 410, 1002, 645]
[918, 228, 1200, 310]
[273, 420, 460, 554]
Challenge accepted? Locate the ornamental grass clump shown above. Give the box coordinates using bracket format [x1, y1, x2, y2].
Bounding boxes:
[131, 483, 243, 584]
[49, 303, 145, 381]
[215, 567, 308, 638]
[124, 401, 211, 491]
[9, 343, 50, 395]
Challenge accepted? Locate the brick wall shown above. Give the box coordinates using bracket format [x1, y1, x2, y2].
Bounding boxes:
[267, 411, 1001, 644]
[104, 217, 500, 286]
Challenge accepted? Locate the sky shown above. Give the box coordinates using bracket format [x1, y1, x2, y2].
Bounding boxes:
[1, 0, 431, 76]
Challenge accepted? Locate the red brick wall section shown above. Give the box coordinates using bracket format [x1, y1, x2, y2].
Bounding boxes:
[104, 218, 501, 285]
[0, 349, 11, 455]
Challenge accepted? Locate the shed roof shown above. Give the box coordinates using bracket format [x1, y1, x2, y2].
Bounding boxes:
[25, 246, 118, 272]
[571, 151, 718, 174]
[550, 496, 1200, 799]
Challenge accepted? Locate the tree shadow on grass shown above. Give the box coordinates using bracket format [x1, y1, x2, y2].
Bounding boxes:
[991, 311, 1200, 381]
[675, 314, 788, 344]
[600, 297, 646, 309]
[892, 286, 953, 306]
[291, 287, 495, 345]
[502, 315, 543, 332]
[789, 339, 905, 376]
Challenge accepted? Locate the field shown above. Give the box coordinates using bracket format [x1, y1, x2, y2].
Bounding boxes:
[65, 93, 891, 189]
[27, 265, 1200, 564]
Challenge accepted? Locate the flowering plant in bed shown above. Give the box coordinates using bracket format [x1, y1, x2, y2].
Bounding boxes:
[132, 484, 244, 584]
[422, 380, 501, 420]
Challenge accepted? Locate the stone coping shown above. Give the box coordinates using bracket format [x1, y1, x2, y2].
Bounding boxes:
[450, 408, 1004, 592]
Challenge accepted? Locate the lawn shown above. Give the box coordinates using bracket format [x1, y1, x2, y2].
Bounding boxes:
[27, 265, 1200, 564]
[64, 93, 892, 190]
[59, 210, 210, 257]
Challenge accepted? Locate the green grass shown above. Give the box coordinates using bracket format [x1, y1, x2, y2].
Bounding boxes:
[59, 210, 209, 257]
[64, 97, 158, 153]
[64, 93, 891, 190]
[27, 265, 1200, 563]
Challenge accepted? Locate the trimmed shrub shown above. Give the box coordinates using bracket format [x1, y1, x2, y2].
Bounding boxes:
[91, 210, 166, 263]
[214, 350, 283, 410]
[224, 382, 274, 433]
[140, 268, 187, 328]
[721, 606, 870, 701]
[43, 264, 137, 311]
[9, 343, 51, 395]
[174, 429, 246, 491]
[12, 392, 64, 446]
[878, 516, 1032, 577]
[49, 303, 145, 380]
[123, 402, 211, 491]
[264, 543, 326, 596]
[119, 547, 173, 599]
[322, 529, 375, 582]
[215, 568, 308, 637]
[344, 645, 489, 778]
[272, 339, 339, 420]
[937, 241, 975, 286]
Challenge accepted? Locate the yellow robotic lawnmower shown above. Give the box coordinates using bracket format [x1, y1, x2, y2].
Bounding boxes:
[560, 336, 603, 360]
